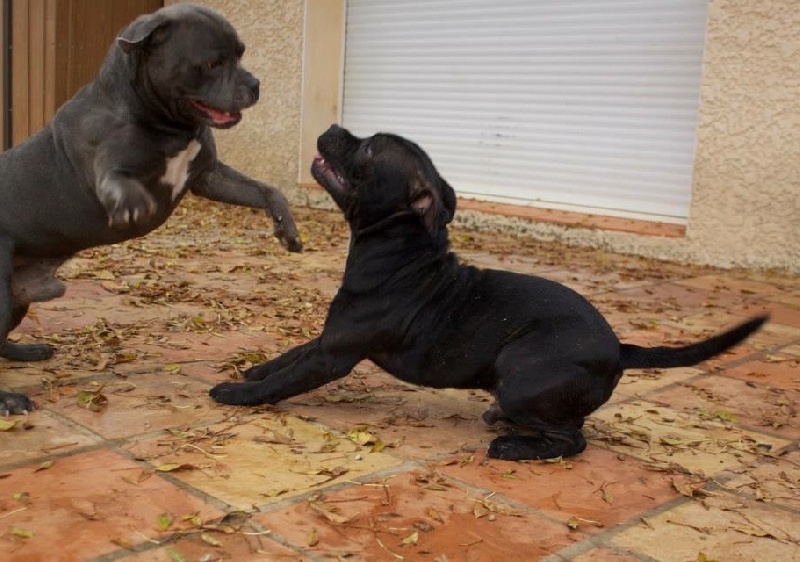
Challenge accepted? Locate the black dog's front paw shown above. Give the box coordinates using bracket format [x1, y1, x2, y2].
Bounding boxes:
[243, 363, 273, 382]
[0, 390, 35, 416]
[0, 341, 54, 361]
[209, 381, 273, 406]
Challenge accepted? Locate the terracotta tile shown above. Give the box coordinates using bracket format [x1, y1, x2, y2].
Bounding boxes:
[255, 471, 582, 561]
[723, 354, 800, 392]
[120, 329, 274, 366]
[459, 249, 561, 276]
[729, 301, 800, 329]
[587, 401, 791, 477]
[610, 282, 747, 315]
[675, 275, 789, 298]
[781, 343, 800, 357]
[571, 547, 644, 562]
[439, 447, 691, 534]
[724, 450, 800, 509]
[537, 268, 653, 295]
[611, 493, 800, 562]
[613, 367, 703, 400]
[283, 374, 497, 461]
[0, 449, 221, 561]
[0, 410, 100, 467]
[124, 411, 402, 510]
[124, 533, 308, 561]
[647, 375, 800, 440]
[44, 372, 224, 440]
[767, 291, 800, 308]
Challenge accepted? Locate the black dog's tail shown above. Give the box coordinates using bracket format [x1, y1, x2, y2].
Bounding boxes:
[619, 314, 769, 370]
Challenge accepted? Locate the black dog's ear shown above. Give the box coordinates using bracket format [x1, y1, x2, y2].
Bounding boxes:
[116, 12, 171, 53]
[410, 173, 454, 235]
[440, 176, 457, 224]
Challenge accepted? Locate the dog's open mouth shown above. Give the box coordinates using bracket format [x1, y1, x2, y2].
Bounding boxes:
[191, 100, 242, 127]
[311, 154, 349, 194]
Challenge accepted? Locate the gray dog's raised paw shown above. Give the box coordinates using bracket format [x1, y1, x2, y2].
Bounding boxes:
[98, 175, 157, 228]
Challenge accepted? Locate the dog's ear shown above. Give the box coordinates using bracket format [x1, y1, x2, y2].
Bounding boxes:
[440, 176, 457, 224]
[116, 13, 171, 53]
[410, 173, 454, 235]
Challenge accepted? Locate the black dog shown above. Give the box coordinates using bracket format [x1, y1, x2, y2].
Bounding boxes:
[210, 125, 768, 461]
[0, 5, 303, 416]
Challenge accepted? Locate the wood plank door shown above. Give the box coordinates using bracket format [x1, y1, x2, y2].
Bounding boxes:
[6, 0, 162, 148]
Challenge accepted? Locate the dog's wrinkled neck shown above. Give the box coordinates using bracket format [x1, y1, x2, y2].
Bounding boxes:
[353, 209, 418, 238]
[343, 216, 452, 295]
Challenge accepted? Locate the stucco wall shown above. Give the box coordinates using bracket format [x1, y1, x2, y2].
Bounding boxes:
[167, 0, 307, 204]
[685, 0, 800, 271]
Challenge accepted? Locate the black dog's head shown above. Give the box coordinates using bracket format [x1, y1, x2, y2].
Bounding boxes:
[115, 4, 259, 129]
[311, 125, 457, 237]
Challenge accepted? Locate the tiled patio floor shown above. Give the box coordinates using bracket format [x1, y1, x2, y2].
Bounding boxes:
[1, 199, 798, 562]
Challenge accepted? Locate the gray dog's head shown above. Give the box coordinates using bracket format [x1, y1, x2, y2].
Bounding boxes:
[115, 4, 259, 129]
[311, 125, 457, 237]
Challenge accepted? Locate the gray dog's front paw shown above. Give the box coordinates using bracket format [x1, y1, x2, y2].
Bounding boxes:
[99, 175, 157, 227]
[272, 215, 303, 253]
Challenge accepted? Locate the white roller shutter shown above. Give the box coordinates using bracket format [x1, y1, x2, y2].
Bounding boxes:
[342, 0, 709, 221]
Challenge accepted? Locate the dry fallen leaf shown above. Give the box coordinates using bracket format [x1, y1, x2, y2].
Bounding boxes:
[35, 460, 54, 472]
[11, 527, 33, 539]
[401, 531, 419, 546]
[200, 532, 222, 547]
[157, 513, 173, 531]
[307, 527, 319, 547]
[155, 463, 198, 473]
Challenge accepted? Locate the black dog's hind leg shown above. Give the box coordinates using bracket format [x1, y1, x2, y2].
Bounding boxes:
[487, 336, 617, 460]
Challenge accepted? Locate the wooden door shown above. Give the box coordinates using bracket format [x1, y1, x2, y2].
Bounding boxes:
[6, 0, 162, 148]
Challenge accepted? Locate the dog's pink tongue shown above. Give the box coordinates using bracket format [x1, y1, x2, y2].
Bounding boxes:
[193, 100, 240, 125]
[205, 106, 239, 125]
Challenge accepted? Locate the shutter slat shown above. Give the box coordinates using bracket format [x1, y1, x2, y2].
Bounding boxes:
[343, 0, 709, 220]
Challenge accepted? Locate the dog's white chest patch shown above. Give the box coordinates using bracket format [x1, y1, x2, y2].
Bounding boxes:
[162, 140, 202, 200]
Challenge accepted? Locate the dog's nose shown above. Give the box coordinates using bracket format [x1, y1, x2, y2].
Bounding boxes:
[250, 77, 260, 102]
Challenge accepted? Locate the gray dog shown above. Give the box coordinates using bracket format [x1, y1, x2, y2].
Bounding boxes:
[0, 4, 302, 415]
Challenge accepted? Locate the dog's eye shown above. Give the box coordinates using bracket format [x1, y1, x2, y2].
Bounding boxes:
[205, 59, 222, 70]
[363, 144, 374, 157]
